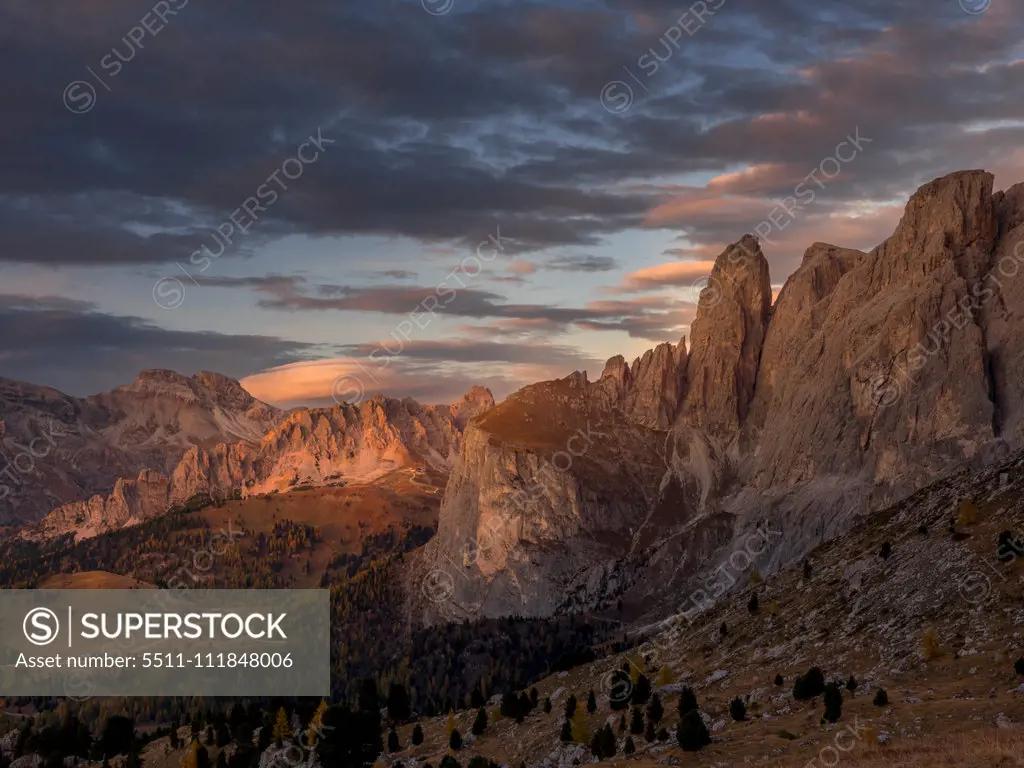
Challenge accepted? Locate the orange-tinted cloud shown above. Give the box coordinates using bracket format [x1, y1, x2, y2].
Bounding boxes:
[611, 260, 716, 294]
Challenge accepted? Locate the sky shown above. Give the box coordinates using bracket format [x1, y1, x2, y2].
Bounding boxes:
[1, 0, 1023, 407]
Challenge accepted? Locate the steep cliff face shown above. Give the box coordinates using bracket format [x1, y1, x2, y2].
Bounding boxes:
[980, 181, 1024, 439]
[429, 169, 1024, 620]
[0, 370, 282, 524]
[31, 387, 495, 540]
[750, 170, 999, 494]
[423, 373, 668, 619]
[679, 235, 772, 440]
[591, 340, 687, 430]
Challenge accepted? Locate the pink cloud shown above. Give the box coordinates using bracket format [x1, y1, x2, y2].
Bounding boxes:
[508, 259, 538, 276]
[610, 260, 717, 294]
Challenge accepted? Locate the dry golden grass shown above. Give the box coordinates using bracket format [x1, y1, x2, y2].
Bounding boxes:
[190, 468, 444, 587]
[775, 731, 1024, 767]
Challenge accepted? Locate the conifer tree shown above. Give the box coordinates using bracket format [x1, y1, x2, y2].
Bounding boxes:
[472, 708, 487, 736]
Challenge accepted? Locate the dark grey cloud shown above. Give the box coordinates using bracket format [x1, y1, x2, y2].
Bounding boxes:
[546, 254, 619, 272]
[3, 0, 1020, 269]
[0, 295, 318, 395]
[204, 274, 692, 340]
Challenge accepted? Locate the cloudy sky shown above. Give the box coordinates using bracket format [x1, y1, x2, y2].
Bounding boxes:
[1, 0, 1022, 406]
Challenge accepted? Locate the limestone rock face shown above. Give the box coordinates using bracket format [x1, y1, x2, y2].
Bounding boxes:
[592, 342, 688, 430]
[423, 374, 668, 619]
[0, 370, 282, 524]
[31, 387, 494, 540]
[980, 181, 1024, 439]
[429, 169, 1024, 621]
[626, 340, 688, 429]
[680, 235, 772, 440]
[751, 170, 998, 493]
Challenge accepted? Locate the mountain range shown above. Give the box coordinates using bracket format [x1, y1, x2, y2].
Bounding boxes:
[421, 168, 1024, 620]
[3, 168, 1023, 629]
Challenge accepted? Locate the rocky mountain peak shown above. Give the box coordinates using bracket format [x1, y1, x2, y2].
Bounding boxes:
[896, 169, 996, 249]
[995, 181, 1024, 234]
[458, 386, 496, 410]
[871, 169, 997, 287]
[624, 340, 687, 430]
[426, 169, 1024, 620]
[679, 235, 772, 437]
[600, 355, 630, 383]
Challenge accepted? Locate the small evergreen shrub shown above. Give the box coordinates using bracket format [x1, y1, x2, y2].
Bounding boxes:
[676, 710, 711, 752]
[472, 707, 487, 736]
[564, 695, 577, 720]
[747, 593, 759, 614]
[629, 708, 644, 735]
[729, 697, 746, 722]
[646, 693, 663, 724]
[846, 675, 857, 692]
[792, 667, 825, 700]
[412, 725, 424, 746]
[559, 721, 572, 742]
[822, 684, 842, 723]
[873, 688, 888, 707]
[879, 542, 892, 559]
[631, 674, 651, 705]
[623, 736, 635, 755]
[774, 674, 784, 686]
[1015, 657, 1024, 676]
[677, 687, 698, 715]
[449, 729, 462, 751]
[609, 670, 632, 711]
[656, 728, 669, 742]
[388, 728, 400, 753]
